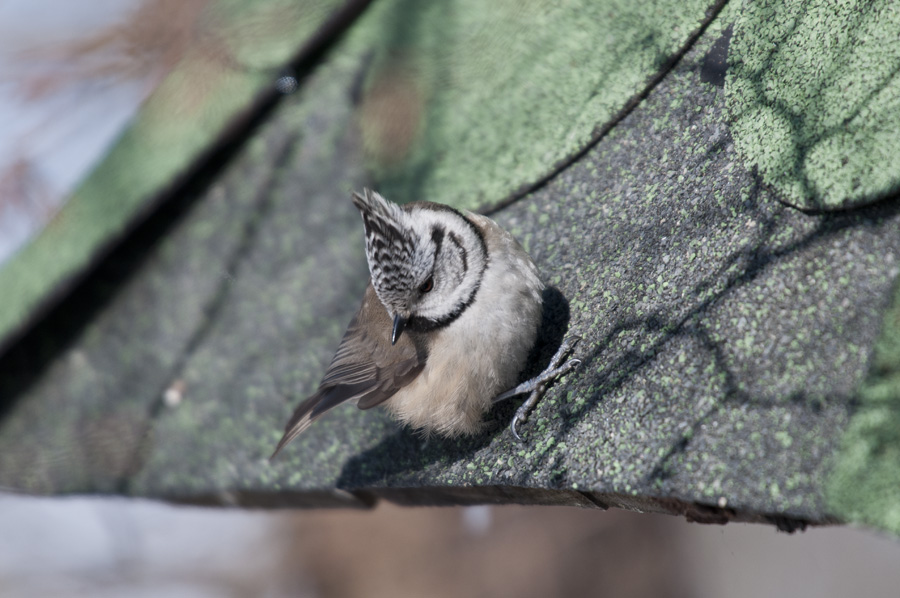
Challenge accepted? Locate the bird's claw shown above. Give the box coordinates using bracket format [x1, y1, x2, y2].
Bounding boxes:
[510, 414, 525, 442]
[507, 340, 582, 442]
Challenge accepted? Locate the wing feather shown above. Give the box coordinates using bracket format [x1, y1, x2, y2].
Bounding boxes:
[271, 284, 426, 457]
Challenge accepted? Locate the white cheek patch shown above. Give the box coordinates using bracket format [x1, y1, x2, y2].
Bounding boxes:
[413, 211, 487, 324]
[441, 240, 466, 288]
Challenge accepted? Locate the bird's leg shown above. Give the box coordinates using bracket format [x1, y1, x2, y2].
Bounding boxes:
[493, 336, 581, 403]
[493, 336, 581, 441]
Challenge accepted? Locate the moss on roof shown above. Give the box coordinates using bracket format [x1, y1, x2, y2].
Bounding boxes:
[827, 280, 900, 534]
[349, 0, 720, 211]
[725, 0, 900, 211]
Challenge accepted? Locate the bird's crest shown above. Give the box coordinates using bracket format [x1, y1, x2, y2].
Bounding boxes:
[351, 189, 419, 314]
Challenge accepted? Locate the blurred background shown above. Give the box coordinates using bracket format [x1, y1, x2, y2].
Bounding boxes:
[0, 0, 175, 262]
[3, 494, 900, 598]
[2, 2, 899, 597]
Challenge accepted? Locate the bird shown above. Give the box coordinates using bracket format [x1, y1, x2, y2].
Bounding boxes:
[271, 189, 579, 457]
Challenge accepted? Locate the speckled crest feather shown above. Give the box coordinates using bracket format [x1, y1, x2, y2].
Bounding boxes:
[351, 189, 425, 316]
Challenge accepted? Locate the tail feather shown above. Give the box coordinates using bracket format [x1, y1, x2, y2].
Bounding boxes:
[269, 392, 324, 459]
[270, 383, 375, 459]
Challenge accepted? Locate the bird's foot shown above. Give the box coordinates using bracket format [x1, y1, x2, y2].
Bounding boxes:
[493, 336, 582, 441]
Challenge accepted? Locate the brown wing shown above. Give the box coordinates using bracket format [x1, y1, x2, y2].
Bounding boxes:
[271, 285, 426, 457]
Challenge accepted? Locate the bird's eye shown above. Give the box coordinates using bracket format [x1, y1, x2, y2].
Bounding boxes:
[419, 276, 434, 294]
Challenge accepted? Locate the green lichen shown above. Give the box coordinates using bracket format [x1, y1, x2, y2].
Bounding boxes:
[726, 0, 900, 210]
[353, 0, 714, 211]
[827, 281, 900, 534]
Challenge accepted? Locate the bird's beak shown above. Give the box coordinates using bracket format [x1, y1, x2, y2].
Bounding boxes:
[391, 313, 407, 345]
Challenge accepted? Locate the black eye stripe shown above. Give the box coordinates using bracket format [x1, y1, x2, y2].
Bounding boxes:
[431, 226, 445, 257]
[407, 275, 481, 333]
[447, 232, 468, 274]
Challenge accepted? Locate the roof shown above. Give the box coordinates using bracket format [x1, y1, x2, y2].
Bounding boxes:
[1, 0, 898, 533]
